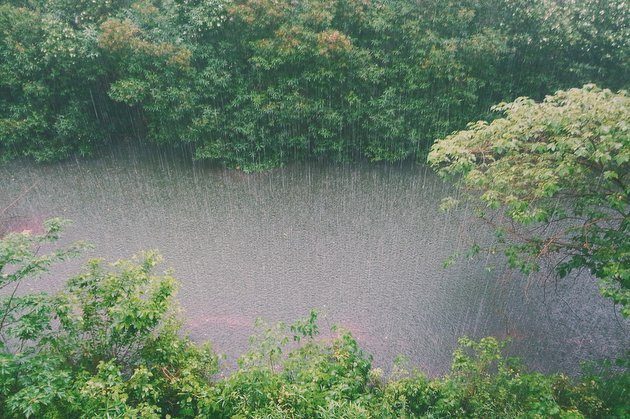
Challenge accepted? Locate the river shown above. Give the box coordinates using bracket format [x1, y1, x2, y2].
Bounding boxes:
[1, 144, 627, 374]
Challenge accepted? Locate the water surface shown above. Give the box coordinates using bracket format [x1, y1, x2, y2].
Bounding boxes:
[1, 145, 627, 374]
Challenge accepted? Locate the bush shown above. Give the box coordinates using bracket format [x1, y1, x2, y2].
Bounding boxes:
[0, 223, 627, 417]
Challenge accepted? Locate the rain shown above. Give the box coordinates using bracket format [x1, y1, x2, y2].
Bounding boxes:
[1, 142, 626, 374]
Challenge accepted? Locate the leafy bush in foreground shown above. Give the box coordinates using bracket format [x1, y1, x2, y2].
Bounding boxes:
[0, 223, 627, 417]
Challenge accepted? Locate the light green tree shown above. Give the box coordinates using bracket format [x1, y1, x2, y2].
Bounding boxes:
[429, 85, 629, 315]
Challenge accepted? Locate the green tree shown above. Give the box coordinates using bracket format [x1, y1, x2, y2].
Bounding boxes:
[429, 85, 629, 315]
[0, 218, 84, 351]
[0, 5, 104, 161]
[2, 0, 627, 168]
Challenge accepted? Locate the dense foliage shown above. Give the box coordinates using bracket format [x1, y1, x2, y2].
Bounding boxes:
[0, 223, 628, 417]
[1, 0, 628, 169]
[1, 222, 218, 417]
[429, 85, 629, 315]
[1, 1, 629, 416]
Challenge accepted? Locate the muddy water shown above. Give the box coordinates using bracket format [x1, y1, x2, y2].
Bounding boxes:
[1, 145, 627, 373]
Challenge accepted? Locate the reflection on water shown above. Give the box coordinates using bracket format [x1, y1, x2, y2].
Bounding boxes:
[1, 144, 627, 374]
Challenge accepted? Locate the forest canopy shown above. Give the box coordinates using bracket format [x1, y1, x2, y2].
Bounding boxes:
[1, 0, 628, 169]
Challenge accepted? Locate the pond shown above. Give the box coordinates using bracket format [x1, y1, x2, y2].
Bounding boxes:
[1, 143, 627, 374]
